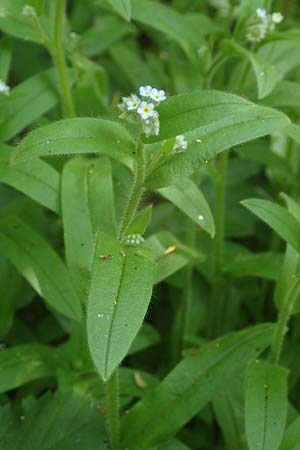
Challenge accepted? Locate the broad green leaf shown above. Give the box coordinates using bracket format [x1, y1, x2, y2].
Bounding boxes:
[279, 417, 300, 450]
[12, 118, 134, 166]
[159, 439, 191, 450]
[222, 39, 280, 99]
[146, 90, 290, 187]
[0, 345, 61, 393]
[0, 0, 44, 43]
[0, 391, 108, 450]
[62, 156, 117, 302]
[121, 324, 274, 450]
[0, 216, 82, 321]
[261, 81, 300, 108]
[87, 232, 155, 381]
[0, 69, 59, 142]
[245, 361, 288, 450]
[258, 41, 300, 82]
[283, 124, 300, 144]
[156, 180, 215, 237]
[0, 144, 60, 213]
[127, 205, 152, 235]
[104, 0, 131, 21]
[146, 231, 204, 284]
[224, 252, 283, 281]
[242, 198, 300, 253]
[0, 37, 12, 81]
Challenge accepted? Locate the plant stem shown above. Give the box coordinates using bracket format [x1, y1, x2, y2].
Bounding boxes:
[118, 140, 145, 240]
[208, 151, 228, 338]
[105, 370, 120, 450]
[52, 0, 75, 117]
[269, 276, 300, 364]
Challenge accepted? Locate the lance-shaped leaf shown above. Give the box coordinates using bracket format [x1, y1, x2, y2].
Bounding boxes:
[0, 345, 62, 394]
[245, 361, 288, 450]
[0, 69, 59, 142]
[242, 198, 300, 253]
[87, 233, 155, 381]
[156, 180, 215, 237]
[0, 144, 60, 213]
[12, 118, 135, 167]
[104, 0, 131, 21]
[121, 324, 274, 449]
[62, 156, 117, 302]
[0, 216, 81, 321]
[145, 90, 290, 187]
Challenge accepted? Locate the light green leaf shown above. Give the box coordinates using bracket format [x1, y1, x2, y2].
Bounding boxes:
[105, 0, 131, 21]
[0, 69, 59, 142]
[0, 37, 12, 81]
[127, 205, 152, 235]
[245, 361, 288, 450]
[62, 156, 117, 302]
[0, 391, 107, 450]
[279, 417, 300, 450]
[261, 81, 300, 108]
[156, 180, 215, 237]
[87, 232, 155, 381]
[12, 118, 134, 167]
[0, 345, 61, 393]
[0, 144, 60, 213]
[0, 216, 82, 321]
[224, 252, 283, 281]
[121, 324, 274, 450]
[235, 0, 264, 33]
[146, 90, 290, 187]
[283, 124, 300, 144]
[242, 198, 300, 253]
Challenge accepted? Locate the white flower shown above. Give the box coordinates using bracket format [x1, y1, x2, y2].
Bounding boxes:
[272, 12, 283, 24]
[143, 112, 160, 137]
[0, 79, 10, 96]
[124, 234, 144, 246]
[256, 8, 267, 20]
[125, 95, 141, 111]
[137, 101, 155, 120]
[22, 5, 37, 17]
[150, 88, 166, 103]
[139, 85, 153, 98]
[173, 135, 188, 152]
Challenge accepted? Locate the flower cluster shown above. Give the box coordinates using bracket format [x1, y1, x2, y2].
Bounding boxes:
[246, 8, 283, 43]
[124, 234, 145, 246]
[22, 4, 37, 17]
[0, 79, 10, 96]
[118, 85, 166, 137]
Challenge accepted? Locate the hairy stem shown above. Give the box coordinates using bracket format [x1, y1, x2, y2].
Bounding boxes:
[118, 140, 145, 240]
[208, 151, 228, 338]
[52, 0, 75, 117]
[269, 276, 300, 364]
[105, 371, 120, 450]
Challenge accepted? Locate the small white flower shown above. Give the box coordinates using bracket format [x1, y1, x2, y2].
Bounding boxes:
[22, 5, 37, 17]
[137, 101, 155, 120]
[139, 85, 153, 98]
[125, 95, 141, 111]
[256, 8, 267, 20]
[0, 79, 10, 96]
[272, 12, 283, 24]
[173, 135, 188, 152]
[150, 88, 166, 103]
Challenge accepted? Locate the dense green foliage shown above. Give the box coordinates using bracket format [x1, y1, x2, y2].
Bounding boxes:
[0, 0, 300, 449]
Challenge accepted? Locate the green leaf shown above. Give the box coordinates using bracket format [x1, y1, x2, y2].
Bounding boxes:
[12, 118, 134, 167]
[245, 361, 288, 450]
[0, 144, 60, 213]
[279, 417, 300, 450]
[146, 90, 290, 187]
[224, 252, 283, 281]
[62, 156, 117, 301]
[283, 124, 300, 144]
[0, 391, 108, 450]
[0, 37, 12, 81]
[105, 0, 131, 21]
[0, 216, 82, 321]
[87, 232, 155, 381]
[156, 180, 215, 237]
[235, 0, 264, 33]
[159, 439, 192, 450]
[0, 69, 60, 142]
[261, 81, 300, 108]
[242, 198, 300, 253]
[127, 205, 152, 235]
[129, 323, 160, 355]
[0, 345, 61, 393]
[121, 324, 274, 450]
